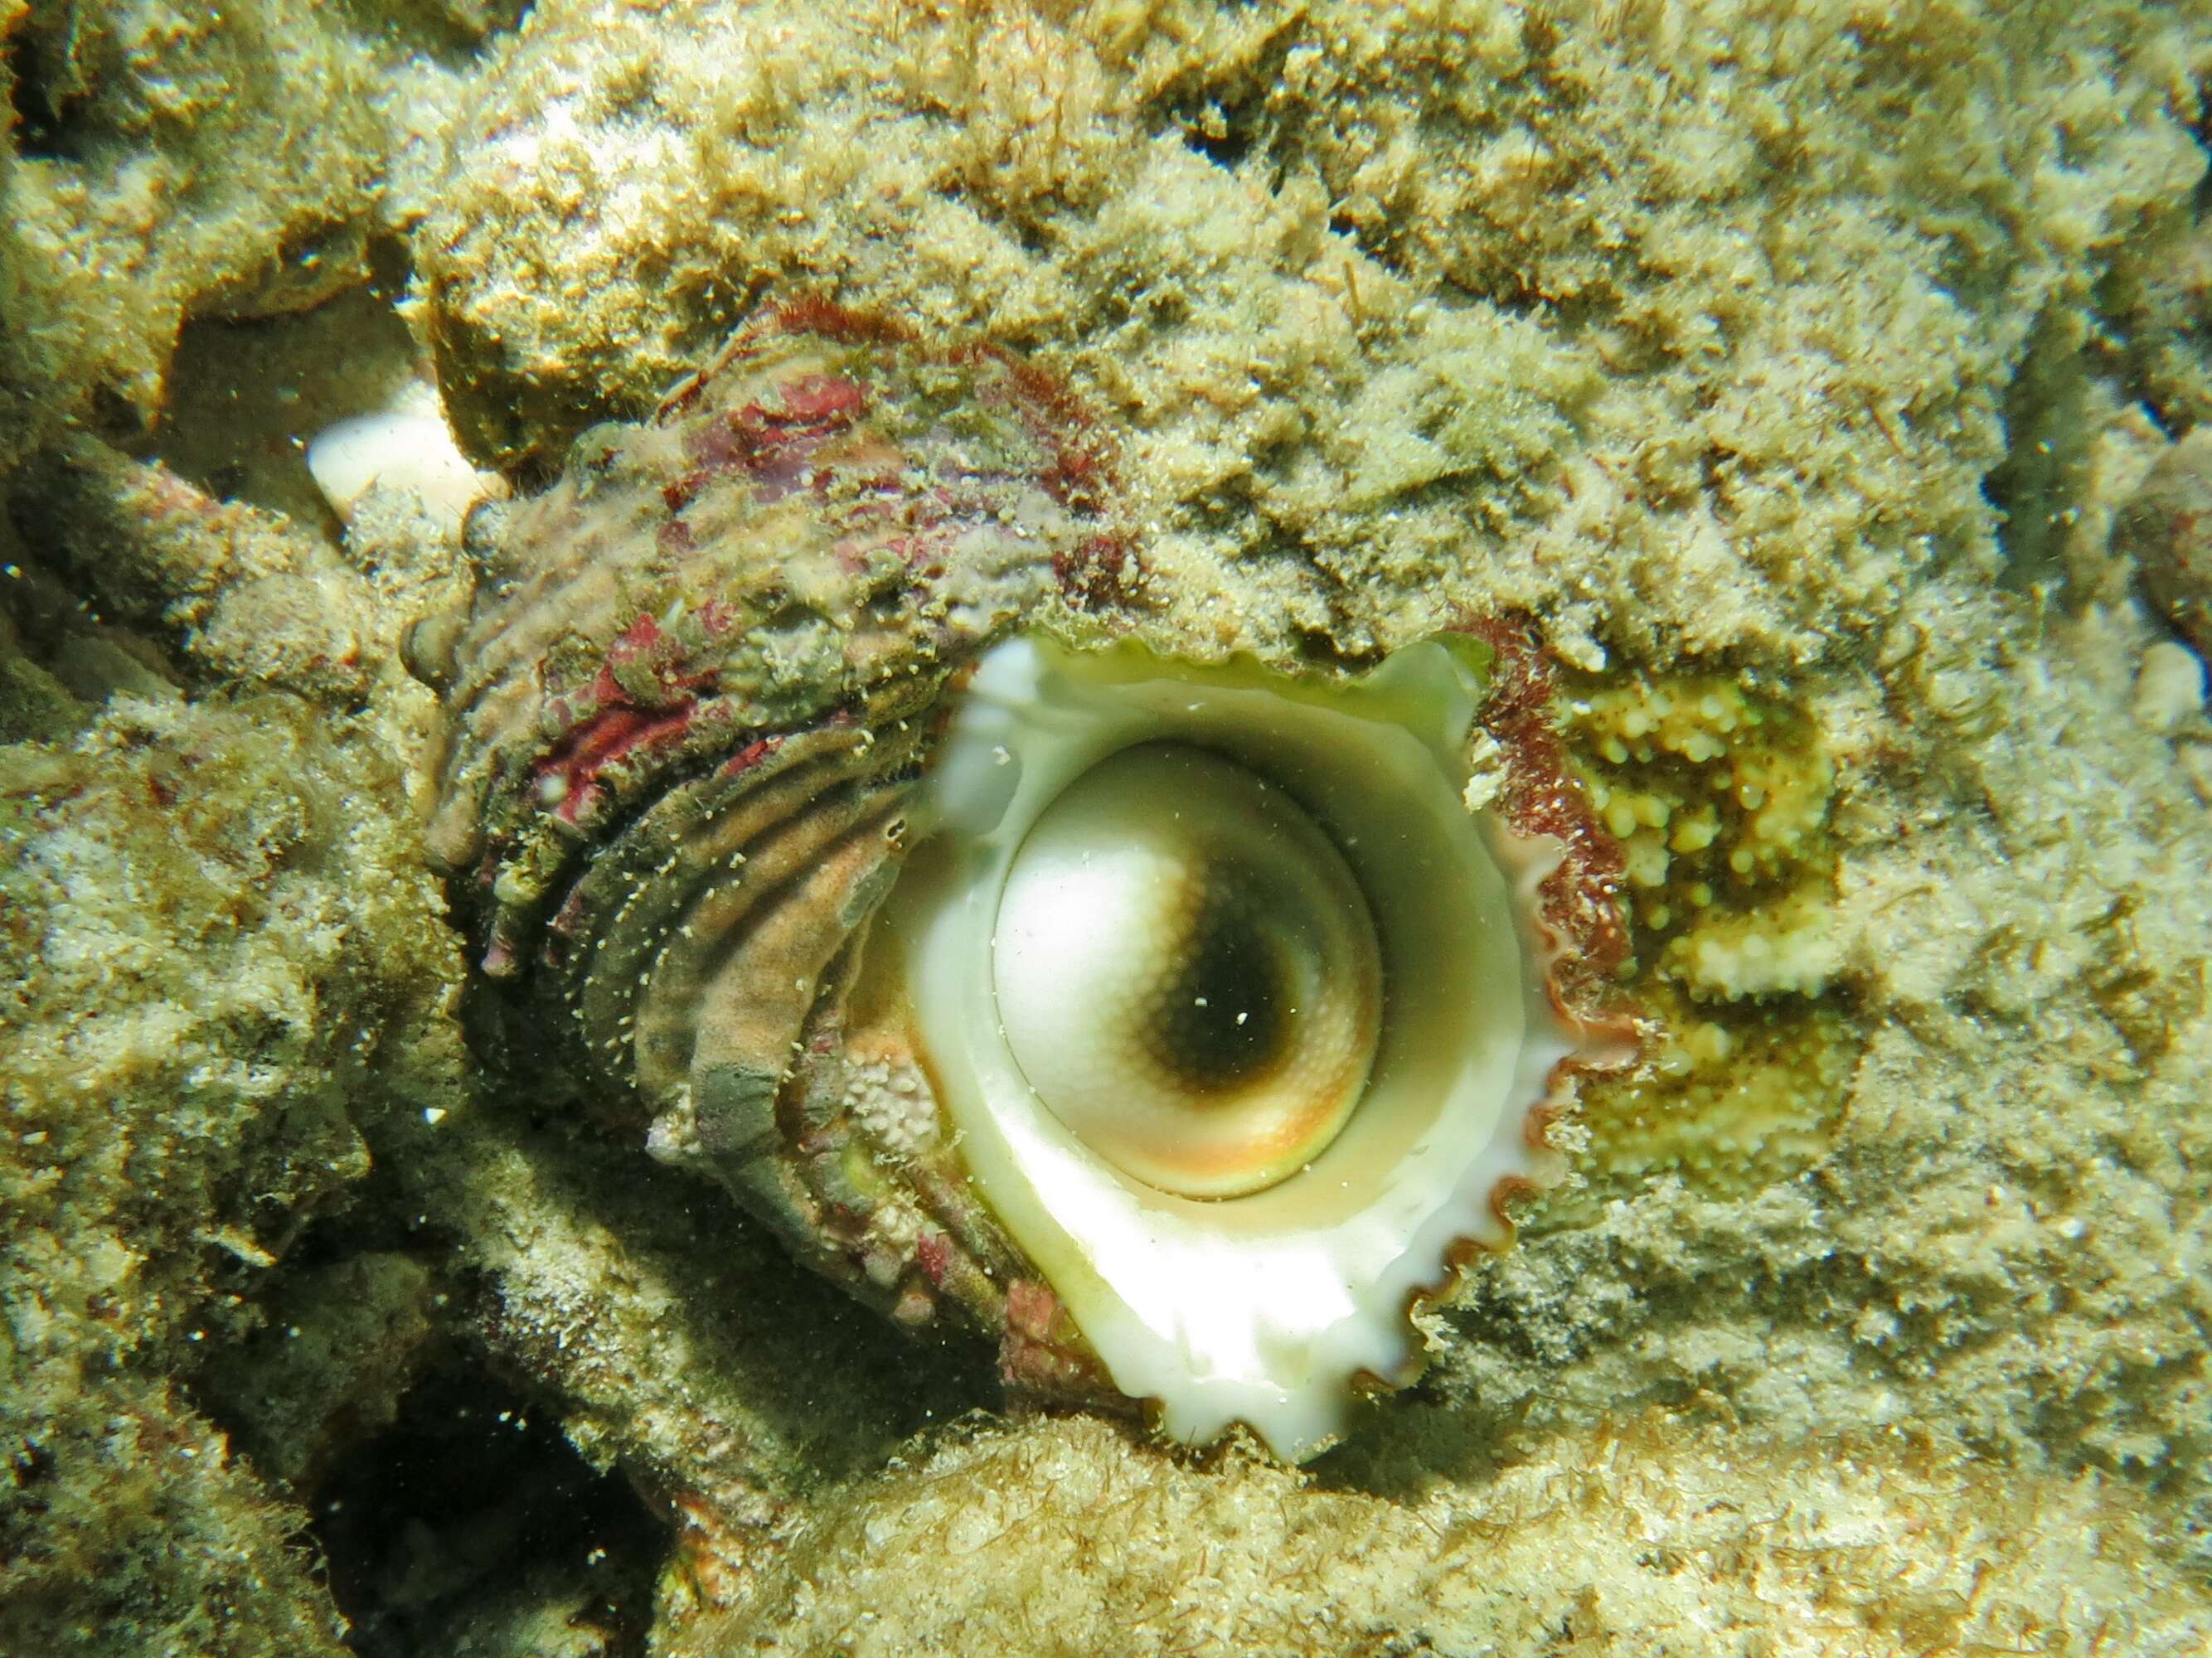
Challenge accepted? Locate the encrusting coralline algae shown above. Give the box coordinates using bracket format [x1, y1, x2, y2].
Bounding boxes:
[2, 2, 2212, 1655]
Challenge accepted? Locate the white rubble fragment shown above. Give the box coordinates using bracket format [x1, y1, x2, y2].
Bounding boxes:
[308, 379, 505, 536]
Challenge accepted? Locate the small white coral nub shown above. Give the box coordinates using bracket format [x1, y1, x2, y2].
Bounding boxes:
[307, 381, 503, 536]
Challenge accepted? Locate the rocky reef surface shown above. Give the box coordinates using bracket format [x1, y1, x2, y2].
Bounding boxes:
[2, 2, 2210, 1654]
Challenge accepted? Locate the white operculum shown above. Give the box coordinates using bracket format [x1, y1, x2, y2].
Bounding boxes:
[894, 635, 1582, 1457]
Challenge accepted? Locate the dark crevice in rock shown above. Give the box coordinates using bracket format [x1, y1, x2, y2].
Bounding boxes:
[4, 5, 87, 161]
[158, 259, 422, 533]
[311, 1360, 665, 1658]
[336, 0, 537, 65]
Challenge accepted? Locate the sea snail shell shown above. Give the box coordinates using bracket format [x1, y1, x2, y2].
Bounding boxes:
[418, 303, 1631, 1459]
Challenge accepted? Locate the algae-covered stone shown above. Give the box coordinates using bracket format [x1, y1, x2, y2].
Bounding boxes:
[7, 439, 387, 701]
[1413, 584, 2212, 1587]
[0, 691, 463, 1656]
[658, 1413, 2211, 1657]
[2117, 426, 2212, 661]
[1, 2, 386, 468]
[415, 0, 2204, 670]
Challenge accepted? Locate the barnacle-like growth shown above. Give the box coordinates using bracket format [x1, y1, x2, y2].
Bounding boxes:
[417, 305, 1631, 1458]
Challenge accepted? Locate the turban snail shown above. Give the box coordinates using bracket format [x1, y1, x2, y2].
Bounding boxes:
[413, 303, 1631, 1459]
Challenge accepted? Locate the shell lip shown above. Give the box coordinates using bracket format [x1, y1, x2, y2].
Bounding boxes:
[892, 629, 1637, 1460]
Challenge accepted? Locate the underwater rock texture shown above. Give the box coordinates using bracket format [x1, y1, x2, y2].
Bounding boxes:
[667, 1413, 2212, 1656]
[2, 0, 388, 468]
[416, 0, 2202, 669]
[2, 0, 2211, 1654]
[0, 695, 461, 1654]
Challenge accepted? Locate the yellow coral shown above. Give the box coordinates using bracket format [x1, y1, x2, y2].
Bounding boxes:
[1543, 671, 1857, 1216]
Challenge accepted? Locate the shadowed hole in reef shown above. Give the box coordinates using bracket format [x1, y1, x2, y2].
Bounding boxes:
[334, 0, 539, 62]
[465, 1081, 1002, 1485]
[4, 9, 80, 160]
[1181, 104, 1258, 170]
[313, 1362, 665, 1658]
[1163, 17, 1301, 178]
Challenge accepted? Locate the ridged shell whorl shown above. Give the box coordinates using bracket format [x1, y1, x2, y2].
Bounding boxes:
[420, 302, 1128, 955]
[416, 303, 1629, 1461]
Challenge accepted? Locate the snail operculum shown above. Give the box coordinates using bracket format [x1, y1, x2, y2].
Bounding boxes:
[872, 633, 1632, 1455]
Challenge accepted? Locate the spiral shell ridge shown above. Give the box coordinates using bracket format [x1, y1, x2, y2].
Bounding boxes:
[420, 308, 1132, 1334]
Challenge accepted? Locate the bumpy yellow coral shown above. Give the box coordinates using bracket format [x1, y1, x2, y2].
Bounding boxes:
[1544, 673, 1857, 1214]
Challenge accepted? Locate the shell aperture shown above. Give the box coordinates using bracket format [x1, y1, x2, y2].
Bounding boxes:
[884, 636, 1584, 1456]
[418, 306, 1623, 1462]
[992, 740, 1385, 1200]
